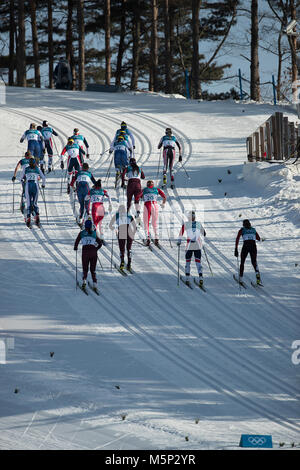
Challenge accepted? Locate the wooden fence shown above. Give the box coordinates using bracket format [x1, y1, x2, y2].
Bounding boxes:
[246, 112, 299, 162]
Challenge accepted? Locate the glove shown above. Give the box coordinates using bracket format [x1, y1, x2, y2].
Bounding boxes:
[109, 149, 113, 154]
[234, 248, 238, 258]
[86, 153, 90, 159]
[179, 155, 182, 163]
[42, 184, 45, 189]
[133, 145, 136, 149]
[177, 240, 181, 246]
[43, 149, 46, 154]
[261, 237, 266, 242]
[12, 176, 16, 182]
[60, 161, 64, 169]
[74, 246, 78, 251]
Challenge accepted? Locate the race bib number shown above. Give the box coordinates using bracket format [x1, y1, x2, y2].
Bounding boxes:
[91, 194, 104, 203]
[43, 131, 52, 140]
[68, 149, 79, 158]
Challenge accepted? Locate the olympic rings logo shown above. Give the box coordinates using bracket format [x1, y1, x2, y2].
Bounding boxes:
[248, 436, 267, 446]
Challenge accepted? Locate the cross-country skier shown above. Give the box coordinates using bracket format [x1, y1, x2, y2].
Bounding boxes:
[40, 120, 59, 173]
[70, 128, 89, 159]
[157, 128, 182, 187]
[109, 204, 137, 272]
[234, 219, 262, 285]
[74, 219, 103, 292]
[177, 210, 206, 287]
[109, 134, 133, 188]
[72, 162, 97, 227]
[12, 150, 32, 214]
[60, 137, 86, 193]
[84, 179, 112, 239]
[20, 123, 44, 163]
[114, 121, 135, 150]
[122, 157, 145, 218]
[20, 157, 46, 227]
[142, 180, 166, 246]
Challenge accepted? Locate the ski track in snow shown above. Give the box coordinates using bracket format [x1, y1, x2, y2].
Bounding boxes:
[0, 88, 300, 450]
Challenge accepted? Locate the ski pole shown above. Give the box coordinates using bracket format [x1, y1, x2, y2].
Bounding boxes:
[60, 169, 64, 195]
[157, 148, 162, 178]
[76, 249, 78, 290]
[100, 148, 110, 157]
[177, 243, 180, 286]
[105, 155, 113, 183]
[236, 254, 241, 292]
[111, 233, 114, 271]
[203, 246, 213, 276]
[97, 253, 103, 270]
[39, 184, 48, 223]
[42, 187, 49, 224]
[179, 162, 190, 180]
[12, 181, 15, 213]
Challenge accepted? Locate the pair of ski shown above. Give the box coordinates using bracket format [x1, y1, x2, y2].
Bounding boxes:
[143, 239, 162, 251]
[26, 220, 41, 229]
[233, 274, 264, 289]
[114, 263, 134, 276]
[180, 275, 206, 292]
[77, 281, 100, 296]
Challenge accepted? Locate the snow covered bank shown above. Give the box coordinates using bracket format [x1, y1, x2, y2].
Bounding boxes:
[242, 162, 300, 227]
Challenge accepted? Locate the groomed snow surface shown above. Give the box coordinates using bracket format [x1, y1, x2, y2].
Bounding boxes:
[0, 87, 299, 451]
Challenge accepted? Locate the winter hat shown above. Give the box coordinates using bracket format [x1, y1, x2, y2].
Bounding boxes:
[85, 219, 92, 230]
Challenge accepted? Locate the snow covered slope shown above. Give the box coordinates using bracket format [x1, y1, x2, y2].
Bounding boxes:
[0, 87, 299, 450]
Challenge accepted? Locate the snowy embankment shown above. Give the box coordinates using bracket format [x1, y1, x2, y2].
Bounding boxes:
[0, 87, 299, 450]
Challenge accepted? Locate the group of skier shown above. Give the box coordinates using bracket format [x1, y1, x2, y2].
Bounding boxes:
[12, 120, 263, 293]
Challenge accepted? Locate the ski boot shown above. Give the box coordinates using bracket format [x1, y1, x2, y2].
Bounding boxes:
[76, 215, 83, 228]
[67, 184, 70, 194]
[154, 238, 160, 247]
[35, 215, 40, 227]
[26, 216, 31, 228]
[199, 274, 204, 287]
[185, 274, 191, 287]
[145, 237, 151, 247]
[162, 173, 167, 186]
[115, 171, 120, 188]
[127, 260, 132, 273]
[120, 260, 125, 271]
[256, 272, 262, 285]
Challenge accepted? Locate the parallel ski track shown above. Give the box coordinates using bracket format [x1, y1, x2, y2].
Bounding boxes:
[131, 111, 300, 326]
[6, 106, 300, 436]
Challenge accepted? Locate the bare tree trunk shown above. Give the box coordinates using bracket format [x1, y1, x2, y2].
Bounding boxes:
[149, 0, 158, 92]
[9, 0, 15, 86]
[29, 0, 41, 88]
[288, 0, 297, 102]
[105, 0, 111, 85]
[130, 0, 141, 90]
[115, 0, 126, 87]
[16, 0, 26, 87]
[163, 0, 172, 94]
[191, 0, 201, 99]
[77, 0, 85, 90]
[66, 0, 76, 90]
[48, 0, 54, 89]
[250, 0, 260, 101]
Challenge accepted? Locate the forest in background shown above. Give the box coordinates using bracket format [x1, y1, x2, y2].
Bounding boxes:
[0, 0, 299, 101]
